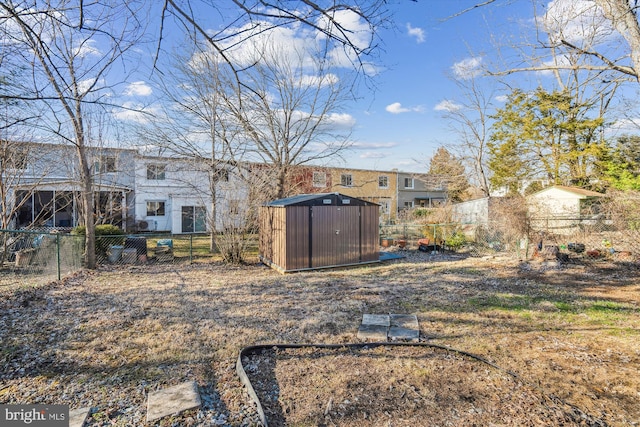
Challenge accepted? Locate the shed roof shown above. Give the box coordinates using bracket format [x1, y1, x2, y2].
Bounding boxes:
[266, 192, 378, 207]
[531, 185, 604, 199]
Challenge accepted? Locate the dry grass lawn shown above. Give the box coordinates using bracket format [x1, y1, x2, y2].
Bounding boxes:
[1, 253, 639, 426]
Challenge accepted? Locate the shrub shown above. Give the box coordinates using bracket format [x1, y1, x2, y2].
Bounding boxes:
[446, 231, 466, 251]
[71, 224, 126, 258]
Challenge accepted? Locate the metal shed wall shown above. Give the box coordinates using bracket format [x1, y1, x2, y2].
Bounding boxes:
[260, 200, 379, 272]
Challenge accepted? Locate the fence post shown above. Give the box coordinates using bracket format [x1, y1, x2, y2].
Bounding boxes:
[56, 233, 61, 281]
[189, 234, 193, 263]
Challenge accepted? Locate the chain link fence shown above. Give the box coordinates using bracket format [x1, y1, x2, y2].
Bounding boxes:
[0, 229, 84, 289]
[3, 215, 638, 289]
[0, 230, 259, 290]
[380, 217, 640, 262]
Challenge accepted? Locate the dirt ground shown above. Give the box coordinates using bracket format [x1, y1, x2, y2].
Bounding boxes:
[1, 251, 639, 426]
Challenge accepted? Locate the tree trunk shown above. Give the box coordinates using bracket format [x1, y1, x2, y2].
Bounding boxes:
[77, 143, 96, 269]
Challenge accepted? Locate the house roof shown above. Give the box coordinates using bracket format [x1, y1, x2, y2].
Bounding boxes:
[266, 192, 378, 207]
[532, 185, 605, 198]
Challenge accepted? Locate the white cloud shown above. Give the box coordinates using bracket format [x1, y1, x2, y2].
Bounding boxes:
[494, 95, 508, 103]
[351, 141, 398, 150]
[113, 102, 160, 124]
[75, 39, 101, 58]
[317, 9, 373, 52]
[190, 8, 378, 77]
[406, 23, 425, 43]
[360, 151, 388, 159]
[77, 77, 97, 94]
[541, 0, 613, 47]
[326, 112, 356, 129]
[607, 117, 640, 133]
[386, 102, 409, 114]
[124, 81, 152, 97]
[300, 73, 339, 87]
[452, 57, 483, 79]
[434, 100, 462, 112]
[385, 102, 424, 114]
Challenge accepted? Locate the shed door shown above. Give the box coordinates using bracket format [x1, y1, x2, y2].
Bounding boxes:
[311, 206, 360, 268]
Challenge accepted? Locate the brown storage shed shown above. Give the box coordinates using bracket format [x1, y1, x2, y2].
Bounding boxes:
[260, 193, 380, 272]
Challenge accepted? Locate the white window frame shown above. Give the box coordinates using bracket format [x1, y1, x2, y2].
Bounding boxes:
[340, 173, 353, 187]
[147, 164, 166, 180]
[378, 175, 389, 189]
[404, 177, 414, 189]
[146, 200, 166, 216]
[404, 201, 414, 209]
[94, 156, 117, 173]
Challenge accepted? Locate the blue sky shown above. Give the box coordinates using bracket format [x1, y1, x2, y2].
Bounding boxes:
[331, 1, 532, 172]
[113, 1, 639, 173]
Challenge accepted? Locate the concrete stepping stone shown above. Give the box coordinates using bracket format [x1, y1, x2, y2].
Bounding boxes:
[389, 314, 420, 341]
[358, 314, 390, 341]
[146, 380, 201, 423]
[388, 326, 420, 341]
[357, 323, 389, 341]
[362, 314, 390, 327]
[390, 314, 418, 329]
[69, 407, 91, 427]
[357, 313, 420, 342]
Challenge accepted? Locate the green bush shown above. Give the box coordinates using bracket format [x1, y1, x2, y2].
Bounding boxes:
[71, 224, 126, 257]
[445, 231, 466, 251]
[412, 208, 432, 219]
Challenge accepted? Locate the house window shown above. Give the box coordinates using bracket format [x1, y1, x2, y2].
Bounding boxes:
[94, 156, 116, 173]
[313, 171, 327, 188]
[340, 173, 353, 187]
[147, 164, 166, 180]
[404, 201, 414, 209]
[378, 175, 389, 189]
[404, 177, 414, 189]
[379, 200, 390, 214]
[146, 201, 165, 216]
[182, 206, 207, 233]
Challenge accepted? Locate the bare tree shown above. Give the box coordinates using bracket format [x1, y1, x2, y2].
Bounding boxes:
[459, 0, 640, 83]
[140, 38, 246, 252]
[218, 42, 355, 199]
[438, 71, 495, 197]
[159, 0, 391, 87]
[0, 1, 145, 268]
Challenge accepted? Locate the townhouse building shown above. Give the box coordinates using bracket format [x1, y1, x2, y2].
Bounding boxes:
[132, 152, 246, 233]
[5, 142, 448, 232]
[397, 171, 448, 210]
[8, 142, 136, 230]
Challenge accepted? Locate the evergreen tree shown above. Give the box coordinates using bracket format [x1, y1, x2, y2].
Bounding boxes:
[488, 87, 604, 192]
[428, 147, 469, 202]
[599, 135, 640, 190]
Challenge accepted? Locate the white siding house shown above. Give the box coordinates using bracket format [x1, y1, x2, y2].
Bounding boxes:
[133, 154, 248, 234]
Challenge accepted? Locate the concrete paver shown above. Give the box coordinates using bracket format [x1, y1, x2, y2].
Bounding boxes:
[358, 313, 420, 342]
[69, 407, 91, 427]
[357, 323, 389, 341]
[146, 380, 201, 423]
[388, 326, 420, 342]
[390, 314, 418, 329]
[362, 314, 390, 326]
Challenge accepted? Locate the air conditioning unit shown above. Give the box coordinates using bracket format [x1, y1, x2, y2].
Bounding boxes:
[137, 220, 149, 231]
